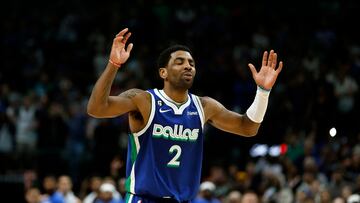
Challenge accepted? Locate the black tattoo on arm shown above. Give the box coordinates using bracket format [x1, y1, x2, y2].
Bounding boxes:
[120, 88, 143, 99]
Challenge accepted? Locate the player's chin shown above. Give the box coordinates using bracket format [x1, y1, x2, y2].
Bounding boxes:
[184, 77, 193, 83]
[180, 79, 194, 89]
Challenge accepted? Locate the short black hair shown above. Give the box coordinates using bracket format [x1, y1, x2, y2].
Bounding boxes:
[157, 44, 192, 69]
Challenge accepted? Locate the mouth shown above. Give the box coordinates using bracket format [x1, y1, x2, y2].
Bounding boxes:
[182, 72, 193, 81]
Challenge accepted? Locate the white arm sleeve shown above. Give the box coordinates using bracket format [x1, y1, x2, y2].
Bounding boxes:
[246, 86, 270, 123]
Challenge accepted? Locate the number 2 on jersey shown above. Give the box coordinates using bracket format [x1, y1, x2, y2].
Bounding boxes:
[167, 145, 181, 167]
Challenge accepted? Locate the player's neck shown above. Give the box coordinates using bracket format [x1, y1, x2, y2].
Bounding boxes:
[162, 86, 188, 104]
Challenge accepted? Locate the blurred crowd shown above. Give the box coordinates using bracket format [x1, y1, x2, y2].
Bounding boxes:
[0, 0, 360, 202]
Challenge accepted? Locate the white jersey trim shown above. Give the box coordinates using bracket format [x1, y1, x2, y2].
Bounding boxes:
[127, 193, 134, 203]
[154, 89, 191, 115]
[133, 92, 156, 137]
[192, 95, 205, 128]
[129, 163, 136, 194]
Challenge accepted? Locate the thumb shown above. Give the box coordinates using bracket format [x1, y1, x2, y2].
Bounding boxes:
[248, 63, 257, 77]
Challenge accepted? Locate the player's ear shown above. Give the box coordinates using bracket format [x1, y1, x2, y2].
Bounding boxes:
[159, 68, 168, 79]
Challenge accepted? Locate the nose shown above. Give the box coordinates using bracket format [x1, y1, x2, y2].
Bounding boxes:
[184, 66, 192, 71]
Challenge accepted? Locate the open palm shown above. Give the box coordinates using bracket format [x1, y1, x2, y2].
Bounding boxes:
[248, 50, 283, 90]
[109, 28, 133, 66]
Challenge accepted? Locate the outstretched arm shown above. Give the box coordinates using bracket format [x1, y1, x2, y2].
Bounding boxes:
[203, 50, 283, 136]
[202, 97, 260, 136]
[87, 28, 142, 118]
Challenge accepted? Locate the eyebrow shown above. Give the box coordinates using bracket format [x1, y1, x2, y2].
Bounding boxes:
[174, 57, 195, 64]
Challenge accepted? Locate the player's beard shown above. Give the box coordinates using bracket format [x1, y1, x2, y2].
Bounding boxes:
[170, 76, 194, 91]
[179, 78, 194, 90]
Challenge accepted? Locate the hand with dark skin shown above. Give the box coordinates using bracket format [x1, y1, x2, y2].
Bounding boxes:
[108, 28, 133, 67]
[248, 50, 283, 91]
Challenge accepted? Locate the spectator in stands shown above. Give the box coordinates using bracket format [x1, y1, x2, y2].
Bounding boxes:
[25, 187, 44, 203]
[41, 175, 64, 203]
[57, 175, 81, 203]
[225, 190, 242, 203]
[193, 181, 221, 203]
[83, 176, 103, 203]
[240, 191, 259, 203]
[94, 182, 123, 203]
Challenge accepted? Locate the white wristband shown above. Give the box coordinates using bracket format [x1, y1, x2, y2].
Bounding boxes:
[246, 86, 270, 123]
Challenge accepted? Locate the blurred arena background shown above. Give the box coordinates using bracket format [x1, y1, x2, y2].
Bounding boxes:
[0, 0, 359, 202]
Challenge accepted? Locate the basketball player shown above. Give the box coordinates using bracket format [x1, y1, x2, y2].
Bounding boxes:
[87, 28, 283, 203]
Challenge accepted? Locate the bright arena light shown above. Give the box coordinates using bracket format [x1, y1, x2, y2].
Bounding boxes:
[329, 127, 337, 137]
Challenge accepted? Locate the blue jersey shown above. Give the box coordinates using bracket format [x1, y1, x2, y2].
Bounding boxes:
[125, 88, 205, 202]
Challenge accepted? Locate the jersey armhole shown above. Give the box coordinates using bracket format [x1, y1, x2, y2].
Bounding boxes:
[192, 95, 205, 128]
[132, 91, 156, 137]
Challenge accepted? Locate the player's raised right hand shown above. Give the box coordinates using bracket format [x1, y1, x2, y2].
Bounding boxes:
[109, 28, 134, 68]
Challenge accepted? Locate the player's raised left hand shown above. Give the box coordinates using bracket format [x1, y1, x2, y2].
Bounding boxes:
[248, 50, 283, 91]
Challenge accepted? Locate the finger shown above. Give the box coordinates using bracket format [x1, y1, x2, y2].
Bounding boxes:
[122, 32, 132, 44]
[248, 63, 257, 78]
[272, 52, 277, 69]
[262, 51, 268, 67]
[116, 28, 129, 37]
[126, 43, 134, 53]
[267, 50, 274, 67]
[276, 61, 283, 74]
[113, 36, 124, 44]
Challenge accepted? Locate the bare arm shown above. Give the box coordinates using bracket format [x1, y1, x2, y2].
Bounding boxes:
[202, 96, 260, 136]
[87, 28, 138, 118]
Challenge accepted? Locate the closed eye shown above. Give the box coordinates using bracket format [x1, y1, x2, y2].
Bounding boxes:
[189, 60, 195, 67]
[174, 58, 184, 65]
[174, 58, 195, 67]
